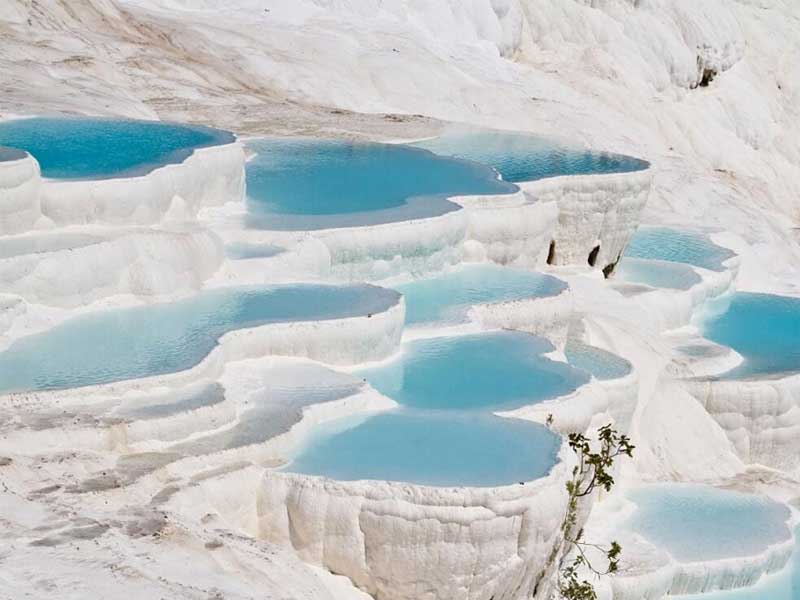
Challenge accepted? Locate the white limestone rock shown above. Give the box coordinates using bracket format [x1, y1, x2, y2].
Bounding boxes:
[0, 151, 42, 235]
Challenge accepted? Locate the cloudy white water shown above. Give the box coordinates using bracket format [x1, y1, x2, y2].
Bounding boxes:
[0, 1, 799, 599]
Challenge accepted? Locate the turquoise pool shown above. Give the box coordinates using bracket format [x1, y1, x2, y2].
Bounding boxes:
[414, 130, 648, 183]
[564, 341, 632, 380]
[625, 484, 791, 563]
[356, 331, 588, 411]
[625, 227, 735, 272]
[285, 329, 579, 486]
[0, 284, 399, 393]
[0, 117, 234, 179]
[395, 264, 567, 326]
[701, 292, 800, 377]
[615, 257, 702, 290]
[245, 137, 516, 230]
[286, 410, 561, 487]
[679, 528, 800, 600]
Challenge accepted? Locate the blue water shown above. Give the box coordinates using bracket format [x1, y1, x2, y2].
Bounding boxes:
[286, 330, 577, 486]
[702, 293, 800, 377]
[245, 137, 517, 230]
[224, 242, 285, 259]
[0, 117, 234, 179]
[625, 227, 735, 272]
[395, 264, 567, 326]
[357, 331, 588, 411]
[0, 146, 27, 161]
[564, 341, 631, 380]
[625, 484, 791, 562]
[414, 130, 648, 183]
[286, 410, 561, 487]
[678, 527, 800, 600]
[615, 257, 702, 290]
[0, 284, 399, 393]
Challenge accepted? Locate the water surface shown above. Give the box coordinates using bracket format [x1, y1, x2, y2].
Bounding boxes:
[625, 227, 735, 272]
[286, 410, 561, 487]
[615, 257, 702, 290]
[0, 117, 234, 179]
[356, 331, 588, 411]
[395, 264, 566, 326]
[701, 293, 800, 377]
[0, 284, 399, 393]
[564, 341, 632, 380]
[625, 484, 791, 562]
[245, 137, 516, 230]
[414, 130, 648, 183]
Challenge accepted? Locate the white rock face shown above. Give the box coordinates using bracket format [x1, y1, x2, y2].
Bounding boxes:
[685, 373, 800, 473]
[456, 191, 559, 268]
[502, 362, 639, 440]
[319, 210, 469, 282]
[0, 227, 224, 306]
[0, 151, 42, 234]
[520, 170, 653, 272]
[214, 173, 650, 285]
[470, 286, 574, 349]
[257, 451, 575, 600]
[0, 141, 245, 230]
[614, 258, 739, 332]
[39, 142, 246, 226]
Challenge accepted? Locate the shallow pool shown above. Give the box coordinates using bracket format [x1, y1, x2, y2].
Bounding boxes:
[564, 341, 632, 380]
[625, 484, 791, 563]
[701, 293, 800, 377]
[245, 137, 516, 229]
[395, 264, 567, 326]
[414, 130, 648, 183]
[625, 227, 735, 272]
[678, 527, 800, 600]
[0, 117, 234, 179]
[286, 410, 561, 487]
[0, 284, 399, 393]
[284, 329, 577, 486]
[356, 331, 588, 411]
[615, 257, 702, 290]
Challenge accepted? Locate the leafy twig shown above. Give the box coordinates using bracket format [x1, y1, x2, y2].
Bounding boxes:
[554, 423, 634, 600]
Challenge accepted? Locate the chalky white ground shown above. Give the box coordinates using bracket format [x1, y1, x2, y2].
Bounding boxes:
[0, 1, 799, 599]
